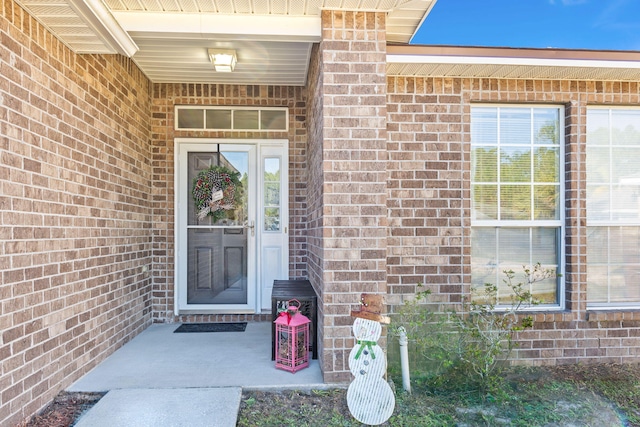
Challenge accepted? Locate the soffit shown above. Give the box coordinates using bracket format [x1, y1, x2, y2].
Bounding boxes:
[387, 45, 640, 81]
[103, 0, 434, 44]
[131, 37, 314, 85]
[14, 0, 136, 54]
[15, 0, 435, 85]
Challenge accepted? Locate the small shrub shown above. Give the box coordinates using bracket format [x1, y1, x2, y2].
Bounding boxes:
[391, 263, 557, 395]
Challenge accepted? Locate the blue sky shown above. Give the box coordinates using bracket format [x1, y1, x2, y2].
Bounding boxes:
[412, 0, 640, 51]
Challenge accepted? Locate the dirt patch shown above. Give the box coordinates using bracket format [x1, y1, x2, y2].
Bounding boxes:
[18, 392, 105, 427]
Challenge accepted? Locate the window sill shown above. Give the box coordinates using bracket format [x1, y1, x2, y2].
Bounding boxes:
[586, 309, 640, 322]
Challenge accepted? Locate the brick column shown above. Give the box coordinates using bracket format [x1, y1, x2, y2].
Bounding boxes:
[318, 10, 388, 382]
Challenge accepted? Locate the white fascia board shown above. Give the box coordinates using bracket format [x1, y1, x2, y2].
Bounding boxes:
[386, 54, 640, 69]
[407, 0, 437, 44]
[67, 0, 138, 56]
[113, 12, 322, 43]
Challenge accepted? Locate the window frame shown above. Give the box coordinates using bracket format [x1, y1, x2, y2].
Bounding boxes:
[471, 104, 566, 311]
[174, 106, 289, 132]
[586, 106, 640, 309]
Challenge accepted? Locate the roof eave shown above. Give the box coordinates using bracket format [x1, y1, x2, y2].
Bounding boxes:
[387, 44, 640, 81]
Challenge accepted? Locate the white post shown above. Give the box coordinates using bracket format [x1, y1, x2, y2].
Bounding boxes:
[398, 326, 411, 394]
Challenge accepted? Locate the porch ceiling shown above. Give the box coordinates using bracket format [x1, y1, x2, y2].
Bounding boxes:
[14, 0, 435, 85]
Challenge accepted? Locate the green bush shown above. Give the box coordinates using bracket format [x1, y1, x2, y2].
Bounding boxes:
[390, 263, 557, 395]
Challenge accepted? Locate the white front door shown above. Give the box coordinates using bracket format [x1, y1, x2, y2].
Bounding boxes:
[175, 139, 288, 314]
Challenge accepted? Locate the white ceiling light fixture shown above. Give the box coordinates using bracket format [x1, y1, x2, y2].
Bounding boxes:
[208, 49, 238, 72]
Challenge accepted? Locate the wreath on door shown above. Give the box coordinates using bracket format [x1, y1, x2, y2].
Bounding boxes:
[192, 165, 242, 222]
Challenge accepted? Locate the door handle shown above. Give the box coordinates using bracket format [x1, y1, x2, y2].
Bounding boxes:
[244, 220, 255, 237]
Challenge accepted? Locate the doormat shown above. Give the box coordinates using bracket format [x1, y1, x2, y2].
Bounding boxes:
[174, 322, 247, 333]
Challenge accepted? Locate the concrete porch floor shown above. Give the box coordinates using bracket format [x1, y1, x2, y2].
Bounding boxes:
[67, 322, 326, 426]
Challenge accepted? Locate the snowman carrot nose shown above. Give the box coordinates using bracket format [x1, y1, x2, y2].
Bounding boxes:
[354, 340, 377, 360]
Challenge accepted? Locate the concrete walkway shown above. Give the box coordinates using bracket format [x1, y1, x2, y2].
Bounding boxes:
[74, 388, 243, 427]
[69, 322, 325, 426]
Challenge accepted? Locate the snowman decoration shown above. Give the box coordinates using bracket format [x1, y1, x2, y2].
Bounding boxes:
[347, 294, 395, 425]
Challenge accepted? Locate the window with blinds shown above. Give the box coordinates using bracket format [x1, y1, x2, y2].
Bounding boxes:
[471, 105, 564, 308]
[587, 108, 640, 307]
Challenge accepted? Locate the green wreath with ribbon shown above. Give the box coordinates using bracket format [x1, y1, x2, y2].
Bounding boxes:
[192, 165, 242, 222]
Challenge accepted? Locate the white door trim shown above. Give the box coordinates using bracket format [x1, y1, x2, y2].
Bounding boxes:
[174, 138, 289, 316]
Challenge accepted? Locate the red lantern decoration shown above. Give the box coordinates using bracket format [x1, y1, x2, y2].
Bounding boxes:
[274, 299, 310, 373]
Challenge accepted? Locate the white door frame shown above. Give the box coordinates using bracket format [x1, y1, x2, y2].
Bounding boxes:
[174, 138, 289, 315]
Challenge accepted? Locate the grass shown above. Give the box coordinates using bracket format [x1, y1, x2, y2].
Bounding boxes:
[238, 389, 357, 427]
[237, 363, 640, 426]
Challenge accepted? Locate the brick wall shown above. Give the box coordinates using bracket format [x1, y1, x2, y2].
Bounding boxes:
[316, 10, 388, 382]
[150, 84, 308, 323]
[0, 1, 153, 425]
[386, 78, 469, 307]
[387, 76, 640, 365]
[305, 40, 325, 374]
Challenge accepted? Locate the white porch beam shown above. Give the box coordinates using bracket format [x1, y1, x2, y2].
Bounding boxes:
[113, 12, 322, 43]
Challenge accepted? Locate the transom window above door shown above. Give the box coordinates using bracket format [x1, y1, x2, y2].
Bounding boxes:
[175, 106, 288, 131]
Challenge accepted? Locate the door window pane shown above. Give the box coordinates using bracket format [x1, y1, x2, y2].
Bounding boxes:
[264, 208, 280, 231]
[264, 157, 281, 231]
[264, 183, 280, 206]
[189, 151, 248, 226]
[185, 149, 251, 306]
[188, 153, 217, 225]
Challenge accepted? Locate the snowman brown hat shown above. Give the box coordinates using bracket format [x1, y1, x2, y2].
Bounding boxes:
[350, 293, 391, 324]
